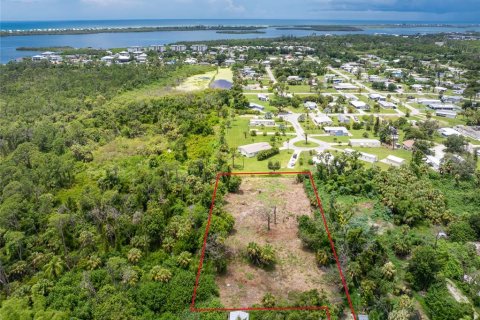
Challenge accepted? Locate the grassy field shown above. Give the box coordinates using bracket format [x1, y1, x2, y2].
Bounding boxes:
[299, 117, 326, 134]
[336, 145, 412, 161]
[232, 149, 315, 172]
[294, 140, 320, 148]
[226, 117, 291, 149]
[215, 67, 233, 82]
[245, 95, 278, 113]
[175, 69, 217, 91]
[287, 85, 314, 93]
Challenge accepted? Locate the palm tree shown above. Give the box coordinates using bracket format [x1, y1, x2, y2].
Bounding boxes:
[44, 256, 65, 279]
[150, 266, 172, 283]
[127, 248, 142, 264]
[230, 147, 240, 169]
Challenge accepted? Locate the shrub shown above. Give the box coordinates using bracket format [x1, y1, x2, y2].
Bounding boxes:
[257, 147, 279, 161]
[425, 284, 473, 320]
[447, 220, 476, 243]
[246, 242, 276, 268]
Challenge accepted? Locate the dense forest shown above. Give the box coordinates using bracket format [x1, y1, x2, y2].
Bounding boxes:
[0, 62, 243, 319]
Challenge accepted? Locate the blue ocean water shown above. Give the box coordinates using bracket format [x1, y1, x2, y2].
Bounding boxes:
[1, 19, 479, 63]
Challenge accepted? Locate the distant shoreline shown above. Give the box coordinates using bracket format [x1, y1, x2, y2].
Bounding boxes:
[275, 25, 363, 32]
[4, 23, 480, 37]
[216, 30, 267, 34]
[0, 25, 267, 37]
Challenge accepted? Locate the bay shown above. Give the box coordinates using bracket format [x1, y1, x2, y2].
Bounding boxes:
[1, 19, 479, 64]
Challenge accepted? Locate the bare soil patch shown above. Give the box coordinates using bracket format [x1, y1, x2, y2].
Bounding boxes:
[216, 177, 340, 308]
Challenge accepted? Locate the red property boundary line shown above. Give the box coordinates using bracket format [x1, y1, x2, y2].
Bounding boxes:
[190, 171, 357, 320]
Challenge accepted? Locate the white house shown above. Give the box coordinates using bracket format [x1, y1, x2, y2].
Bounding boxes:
[224, 59, 236, 66]
[32, 55, 46, 61]
[349, 139, 381, 147]
[417, 99, 441, 105]
[238, 143, 272, 158]
[117, 54, 131, 63]
[184, 58, 197, 64]
[435, 110, 457, 118]
[442, 95, 463, 104]
[350, 100, 368, 110]
[428, 103, 458, 111]
[136, 53, 148, 63]
[411, 84, 423, 92]
[324, 126, 350, 136]
[101, 55, 114, 63]
[257, 94, 269, 102]
[434, 86, 448, 93]
[382, 155, 406, 167]
[248, 103, 265, 111]
[287, 75, 302, 82]
[438, 127, 460, 137]
[344, 93, 358, 101]
[335, 83, 358, 90]
[345, 148, 378, 163]
[338, 114, 351, 124]
[378, 101, 397, 109]
[304, 101, 318, 110]
[229, 311, 249, 320]
[312, 114, 333, 125]
[369, 93, 386, 101]
[250, 119, 275, 126]
[426, 155, 441, 171]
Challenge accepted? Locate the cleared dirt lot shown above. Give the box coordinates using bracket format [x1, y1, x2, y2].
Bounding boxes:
[216, 177, 340, 308]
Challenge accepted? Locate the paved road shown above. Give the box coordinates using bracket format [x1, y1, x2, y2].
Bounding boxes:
[265, 66, 277, 84]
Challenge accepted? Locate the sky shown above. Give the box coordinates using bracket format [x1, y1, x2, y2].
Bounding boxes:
[1, 0, 480, 22]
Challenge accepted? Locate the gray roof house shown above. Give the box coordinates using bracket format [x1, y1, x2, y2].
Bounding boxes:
[238, 142, 272, 158]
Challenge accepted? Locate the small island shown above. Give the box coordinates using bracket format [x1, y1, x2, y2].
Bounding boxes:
[275, 25, 363, 32]
[216, 30, 266, 34]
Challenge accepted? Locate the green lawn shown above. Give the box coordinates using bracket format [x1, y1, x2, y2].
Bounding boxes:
[431, 116, 468, 127]
[336, 145, 412, 161]
[294, 140, 320, 148]
[299, 117, 326, 134]
[226, 117, 290, 149]
[287, 85, 314, 93]
[232, 149, 314, 172]
[245, 95, 277, 113]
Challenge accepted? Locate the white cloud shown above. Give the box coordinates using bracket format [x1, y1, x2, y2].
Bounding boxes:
[208, 0, 245, 13]
[80, 0, 138, 6]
